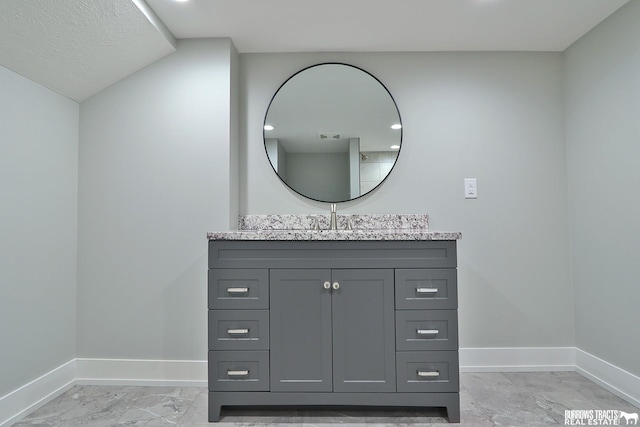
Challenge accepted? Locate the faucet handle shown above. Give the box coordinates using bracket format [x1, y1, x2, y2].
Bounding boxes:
[345, 217, 353, 230]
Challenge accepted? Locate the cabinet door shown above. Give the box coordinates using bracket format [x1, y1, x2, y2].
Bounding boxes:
[331, 269, 396, 392]
[270, 269, 333, 392]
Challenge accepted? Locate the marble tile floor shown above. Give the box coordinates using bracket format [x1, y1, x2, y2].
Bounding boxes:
[11, 372, 639, 427]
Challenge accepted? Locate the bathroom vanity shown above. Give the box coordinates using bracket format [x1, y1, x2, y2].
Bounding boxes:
[207, 215, 462, 423]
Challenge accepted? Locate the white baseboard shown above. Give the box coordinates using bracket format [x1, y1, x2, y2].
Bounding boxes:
[2, 349, 638, 426]
[75, 358, 207, 387]
[575, 348, 640, 408]
[0, 359, 75, 427]
[460, 347, 576, 372]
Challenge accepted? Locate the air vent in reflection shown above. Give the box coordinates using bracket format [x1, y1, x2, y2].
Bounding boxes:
[318, 132, 342, 140]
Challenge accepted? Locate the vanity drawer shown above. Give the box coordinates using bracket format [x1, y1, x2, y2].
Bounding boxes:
[208, 351, 269, 391]
[396, 310, 458, 351]
[396, 351, 459, 393]
[395, 269, 457, 310]
[209, 240, 457, 269]
[208, 269, 268, 310]
[209, 310, 269, 351]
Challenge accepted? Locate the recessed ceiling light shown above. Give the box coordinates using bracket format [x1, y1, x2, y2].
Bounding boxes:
[175, 0, 189, 2]
[390, 144, 400, 150]
[390, 124, 402, 130]
[264, 125, 274, 131]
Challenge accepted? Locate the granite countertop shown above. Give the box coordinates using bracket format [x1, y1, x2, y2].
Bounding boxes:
[207, 214, 462, 241]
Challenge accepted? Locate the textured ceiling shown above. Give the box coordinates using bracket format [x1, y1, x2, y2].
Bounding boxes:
[0, 0, 176, 101]
[145, 0, 630, 53]
[0, 0, 631, 101]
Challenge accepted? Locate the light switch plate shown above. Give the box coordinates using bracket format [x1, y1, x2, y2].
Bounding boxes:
[465, 178, 477, 199]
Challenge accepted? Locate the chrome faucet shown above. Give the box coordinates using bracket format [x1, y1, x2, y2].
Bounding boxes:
[330, 203, 337, 230]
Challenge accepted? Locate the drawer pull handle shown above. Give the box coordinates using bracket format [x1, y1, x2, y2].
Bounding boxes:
[227, 287, 249, 294]
[416, 287, 438, 294]
[417, 370, 440, 378]
[227, 370, 250, 377]
[227, 328, 249, 335]
[417, 329, 439, 335]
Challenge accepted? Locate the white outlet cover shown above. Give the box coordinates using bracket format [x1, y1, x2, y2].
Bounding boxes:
[465, 178, 478, 199]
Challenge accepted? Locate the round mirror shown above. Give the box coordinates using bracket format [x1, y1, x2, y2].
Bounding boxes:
[264, 63, 402, 203]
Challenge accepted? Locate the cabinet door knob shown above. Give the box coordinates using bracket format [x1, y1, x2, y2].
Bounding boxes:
[332, 282, 340, 290]
[323, 281, 331, 289]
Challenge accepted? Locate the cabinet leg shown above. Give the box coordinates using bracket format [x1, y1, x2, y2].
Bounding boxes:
[446, 403, 460, 423]
[208, 394, 221, 422]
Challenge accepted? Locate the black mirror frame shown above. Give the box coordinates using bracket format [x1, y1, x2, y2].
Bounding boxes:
[263, 62, 403, 203]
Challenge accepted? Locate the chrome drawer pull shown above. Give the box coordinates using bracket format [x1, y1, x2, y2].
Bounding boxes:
[417, 329, 439, 335]
[417, 370, 440, 378]
[227, 370, 249, 377]
[227, 328, 249, 335]
[226, 287, 249, 294]
[416, 287, 438, 294]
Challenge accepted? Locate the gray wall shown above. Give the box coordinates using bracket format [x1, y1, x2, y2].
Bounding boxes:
[565, 0, 640, 376]
[3, 1, 638, 398]
[241, 52, 574, 348]
[229, 42, 240, 230]
[286, 152, 350, 201]
[0, 66, 78, 395]
[77, 39, 238, 360]
[5, 4, 638, 395]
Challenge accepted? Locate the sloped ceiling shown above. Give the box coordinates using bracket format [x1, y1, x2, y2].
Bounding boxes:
[0, 0, 176, 101]
[0, 0, 631, 101]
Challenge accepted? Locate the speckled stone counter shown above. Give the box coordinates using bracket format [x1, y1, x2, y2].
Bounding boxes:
[207, 214, 461, 241]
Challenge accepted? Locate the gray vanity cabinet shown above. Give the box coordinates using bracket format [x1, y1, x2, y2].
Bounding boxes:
[208, 240, 460, 423]
[270, 268, 395, 393]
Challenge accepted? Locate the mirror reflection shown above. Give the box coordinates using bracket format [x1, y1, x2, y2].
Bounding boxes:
[264, 63, 402, 203]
